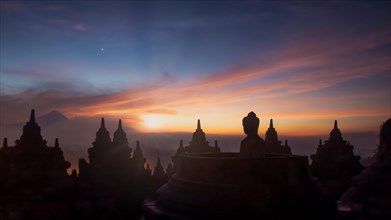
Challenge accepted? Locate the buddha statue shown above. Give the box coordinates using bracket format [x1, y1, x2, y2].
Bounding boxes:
[239, 111, 266, 158]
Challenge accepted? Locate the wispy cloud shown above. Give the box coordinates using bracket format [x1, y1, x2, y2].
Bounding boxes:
[48, 19, 68, 25]
[1, 25, 389, 134]
[72, 23, 87, 31]
[42, 5, 67, 11]
[1, 68, 56, 79]
[146, 109, 177, 115]
[0, 2, 22, 11]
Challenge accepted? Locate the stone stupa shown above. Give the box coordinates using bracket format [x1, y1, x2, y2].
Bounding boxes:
[340, 118, 391, 220]
[142, 112, 337, 220]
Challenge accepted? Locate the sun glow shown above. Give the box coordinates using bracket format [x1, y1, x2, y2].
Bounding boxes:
[142, 115, 164, 130]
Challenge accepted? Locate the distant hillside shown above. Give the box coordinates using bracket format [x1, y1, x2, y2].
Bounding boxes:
[37, 110, 69, 125]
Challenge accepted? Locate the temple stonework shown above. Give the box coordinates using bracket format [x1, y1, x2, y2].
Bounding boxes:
[3, 109, 387, 220]
[0, 110, 73, 219]
[0, 110, 71, 182]
[143, 112, 337, 220]
[78, 118, 157, 186]
[340, 118, 391, 220]
[172, 120, 220, 171]
[76, 118, 168, 219]
[151, 157, 168, 187]
[79, 118, 138, 184]
[310, 120, 364, 198]
[265, 119, 292, 155]
[184, 119, 220, 153]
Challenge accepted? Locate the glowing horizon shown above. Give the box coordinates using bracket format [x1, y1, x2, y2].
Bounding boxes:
[1, 1, 390, 137]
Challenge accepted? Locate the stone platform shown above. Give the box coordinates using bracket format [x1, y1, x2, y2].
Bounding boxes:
[143, 153, 337, 220]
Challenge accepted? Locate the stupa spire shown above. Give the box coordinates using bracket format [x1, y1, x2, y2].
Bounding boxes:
[92, 117, 111, 148]
[265, 118, 278, 143]
[157, 157, 161, 166]
[118, 119, 122, 130]
[133, 140, 144, 159]
[101, 118, 106, 129]
[133, 140, 145, 168]
[176, 140, 185, 155]
[329, 120, 343, 143]
[185, 119, 219, 153]
[113, 118, 130, 157]
[153, 157, 165, 178]
[55, 138, 59, 148]
[15, 109, 47, 147]
[2, 137, 8, 148]
[30, 109, 36, 123]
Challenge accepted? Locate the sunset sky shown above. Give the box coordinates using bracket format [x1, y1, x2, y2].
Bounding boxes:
[1, 1, 390, 136]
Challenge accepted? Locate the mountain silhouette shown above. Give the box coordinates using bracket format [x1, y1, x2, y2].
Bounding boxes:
[37, 110, 68, 125]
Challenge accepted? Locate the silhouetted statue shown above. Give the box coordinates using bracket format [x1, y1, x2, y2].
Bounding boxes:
[341, 118, 391, 219]
[239, 111, 265, 158]
[184, 119, 220, 153]
[265, 119, 292, 154]
[143, 112, 337, 220]
[310, 120, 364, 198]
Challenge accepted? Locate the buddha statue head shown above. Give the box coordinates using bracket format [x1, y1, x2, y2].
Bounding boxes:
[242, 111, 259, 136]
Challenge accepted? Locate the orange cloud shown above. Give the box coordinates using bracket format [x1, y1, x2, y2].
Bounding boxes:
[1, 28, 389, 135]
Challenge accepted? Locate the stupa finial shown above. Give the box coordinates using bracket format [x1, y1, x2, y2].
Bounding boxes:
[101, 118, 106, 128]
[30, 109, 36, 123]
[55, 138, 59, 148]
[118, 119, 122, 130]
